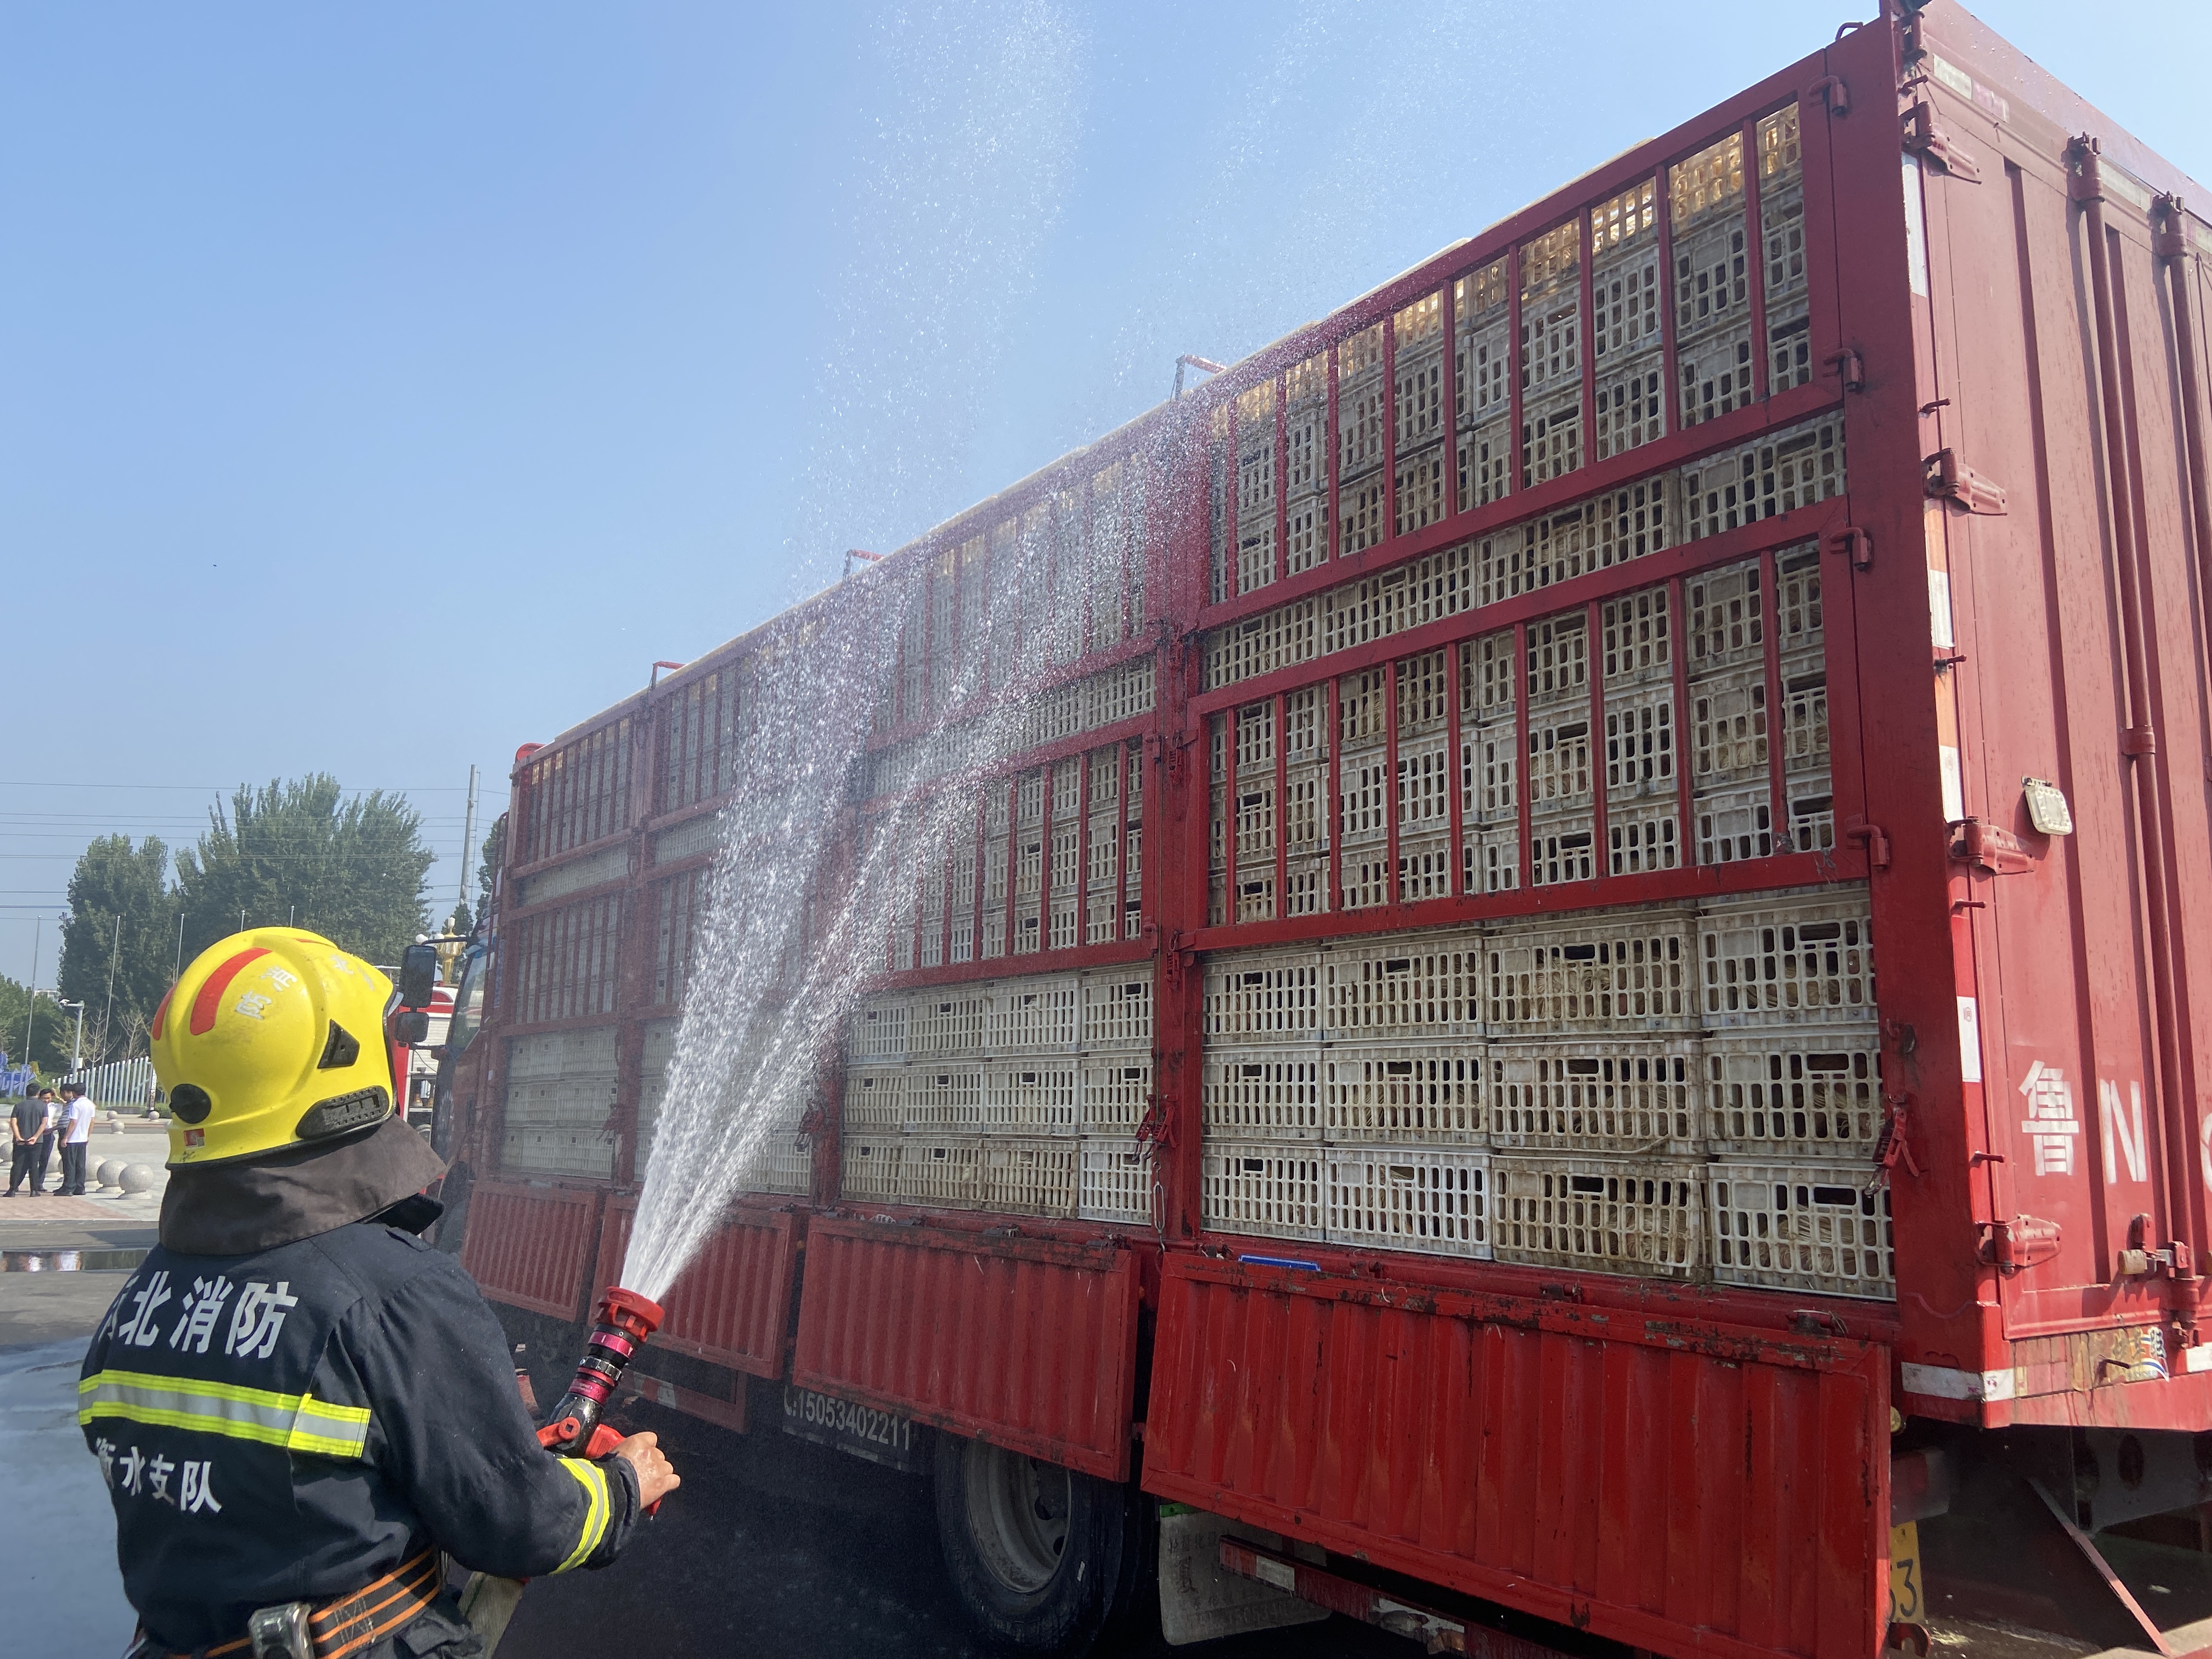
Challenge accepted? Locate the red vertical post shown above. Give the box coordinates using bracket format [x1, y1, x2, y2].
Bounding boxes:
[1274, 374, 1290, 586]
[1742, 117, 1769, 405]
[1273, 690, 1289, 922]
[1326, 345, 1341, 561]
[1116, 738, 1132, 941]
[969, 794, 986, 964]
[1002, 776, 1018, 963]
[1441, 275, 1460, 522]
[939, 826, 954, 972]
[1670, 575, 1695, 870]
[1222, 710, 1238, 927]
[1326, 677, 1344, 912]
[1383, 307, 1400, 546]
[1041, 756, 1056, 956]
[1508, 244, 1525, 496]
[1080, 472, 1097, 662]
[1222, 399, 1239, 603]
[1588, 597, 1609, 883]
[1043, 501, 1061, 672]
[1656, 166, 1681, 448]
[1384, 658, 1401, 906]
[1076, 740, 1093, 949]
[1760, 545, 1787, 856]
[912, 828, 927, 970]
[1119, 464, 1135, 643]
[1447, 639, 1466, 895]
[1579, 206, 1598, 470]
[920, 557, 936, 727]
[1515, 620, 1533, 885]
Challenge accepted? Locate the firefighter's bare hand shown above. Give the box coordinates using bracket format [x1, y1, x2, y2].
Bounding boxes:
[612, 1431, 680, 1508]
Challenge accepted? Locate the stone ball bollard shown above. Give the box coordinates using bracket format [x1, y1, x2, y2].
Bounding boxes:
[118, 1165, 159, 1194]
[96, 1159, 126, 1189]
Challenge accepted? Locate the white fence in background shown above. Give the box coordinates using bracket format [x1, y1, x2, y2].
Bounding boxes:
[60, 1055, 158, 1110]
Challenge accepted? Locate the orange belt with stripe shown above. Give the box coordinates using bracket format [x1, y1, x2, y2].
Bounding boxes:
[154, 1548, 442, 1659]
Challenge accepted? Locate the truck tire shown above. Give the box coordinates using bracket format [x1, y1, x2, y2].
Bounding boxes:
[933, 1432, 1137, 1654]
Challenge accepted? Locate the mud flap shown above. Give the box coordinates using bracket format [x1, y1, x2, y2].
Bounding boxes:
[1156, 1504, 1328, 1645]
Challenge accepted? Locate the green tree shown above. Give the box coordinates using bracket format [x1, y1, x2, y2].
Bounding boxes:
[58, 835, 180, 1064]
[175, 775, 436, 966]
[475, 815, 506, 917]
[0, 974, 78, 1076]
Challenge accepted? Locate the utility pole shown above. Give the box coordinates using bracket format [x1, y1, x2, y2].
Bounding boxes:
[61, 999, 84, 1074]
[21, 917, 38, 1072]
[174, 911, 185, 981]
[458, 764, 480, 928]
[100, 912, 121, 1063]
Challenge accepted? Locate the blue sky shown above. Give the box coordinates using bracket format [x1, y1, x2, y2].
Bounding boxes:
[3, 1, 2205, 988]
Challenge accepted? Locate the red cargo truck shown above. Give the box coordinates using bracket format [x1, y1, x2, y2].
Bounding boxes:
[445, 5, 2212, 1654]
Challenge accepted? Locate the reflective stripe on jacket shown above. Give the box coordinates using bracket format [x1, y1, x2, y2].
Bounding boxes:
[80, 1217, 639, 1653]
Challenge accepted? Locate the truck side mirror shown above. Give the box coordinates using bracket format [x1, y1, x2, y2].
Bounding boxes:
[397, 943, 438, 1007]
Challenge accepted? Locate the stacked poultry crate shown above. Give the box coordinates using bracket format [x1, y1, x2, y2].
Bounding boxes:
[1199, 888, 1887, 1299]
[842, 967, 1157, 1229]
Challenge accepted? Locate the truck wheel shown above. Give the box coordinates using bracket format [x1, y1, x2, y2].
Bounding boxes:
[933, 1432, 1134, 1654]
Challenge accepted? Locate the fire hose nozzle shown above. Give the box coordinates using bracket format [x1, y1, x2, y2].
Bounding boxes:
[538, 1286, 667, 1459]
[599, 1286, 664, 1341]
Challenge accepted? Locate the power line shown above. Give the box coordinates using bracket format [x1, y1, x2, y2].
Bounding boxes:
[0, 781, 511, 793]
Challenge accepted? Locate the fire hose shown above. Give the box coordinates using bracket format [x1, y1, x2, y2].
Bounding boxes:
[457, 1288, 665, 1652]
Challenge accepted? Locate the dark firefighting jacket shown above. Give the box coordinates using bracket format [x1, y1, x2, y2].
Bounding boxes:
[78, 1125, 641, 1655]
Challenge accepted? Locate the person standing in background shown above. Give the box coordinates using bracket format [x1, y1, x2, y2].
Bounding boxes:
[5, 1092, 43, 1195]
[29, 1087, 59, 1193]
[58, 1082, 93, 1194]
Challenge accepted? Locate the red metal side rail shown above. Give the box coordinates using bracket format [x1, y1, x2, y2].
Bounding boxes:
[460, 1181, 605, 1322]
[1144, 1252, 1889, 1659]
[791, 1217, 1142, 1481]
[592, 1197, 803, 1378]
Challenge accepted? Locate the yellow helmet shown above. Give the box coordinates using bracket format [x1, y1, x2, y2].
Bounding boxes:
[151, 929, 398, 1168]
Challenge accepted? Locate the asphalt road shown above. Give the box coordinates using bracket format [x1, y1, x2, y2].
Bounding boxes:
[0, 1226, 1404, 1659]
[496, 1393, 1414, 1659]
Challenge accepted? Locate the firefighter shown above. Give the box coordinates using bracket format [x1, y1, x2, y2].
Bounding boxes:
[80, 929, 680, 1658]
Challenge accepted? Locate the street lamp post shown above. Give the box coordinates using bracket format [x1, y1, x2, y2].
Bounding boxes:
[58, 999, 86, 1075]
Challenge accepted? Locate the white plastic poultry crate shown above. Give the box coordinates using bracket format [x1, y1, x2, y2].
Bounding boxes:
[1323, 1043, 1486, 1143]
[1492, 1155, 1705, 1280]
[1697, 886, 1876, 1028]
[1203, 1051, 1324, 1141]
[1485, 1037, 1700, 1154]
[1322, 930, 1485, 1040]
[1325, 1148, 1491, 1259]
[982, 1068, 1080, 1135]
[1204, 949, 1323, 1044]
[1702, 1029, 1883, 1158]
[1485, 906, 1696, 1034]
[1079, 1139, 1155, 1227]
[1709, 1160, 1894, 1299]
[1202, 1144, 1326, 1242]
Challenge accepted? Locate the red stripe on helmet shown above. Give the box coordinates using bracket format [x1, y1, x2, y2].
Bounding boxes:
[150, 986, 174, 1042]
[190, 948, 272, 1036]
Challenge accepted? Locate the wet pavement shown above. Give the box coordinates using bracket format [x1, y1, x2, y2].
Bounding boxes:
[2, 1342, 139, 1658]
[0, 1237, 1404, 1659]
[496, 1401, 1407, 1658]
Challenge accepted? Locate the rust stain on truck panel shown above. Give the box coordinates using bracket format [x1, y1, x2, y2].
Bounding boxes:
[792, 1218, 1141, 1480]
